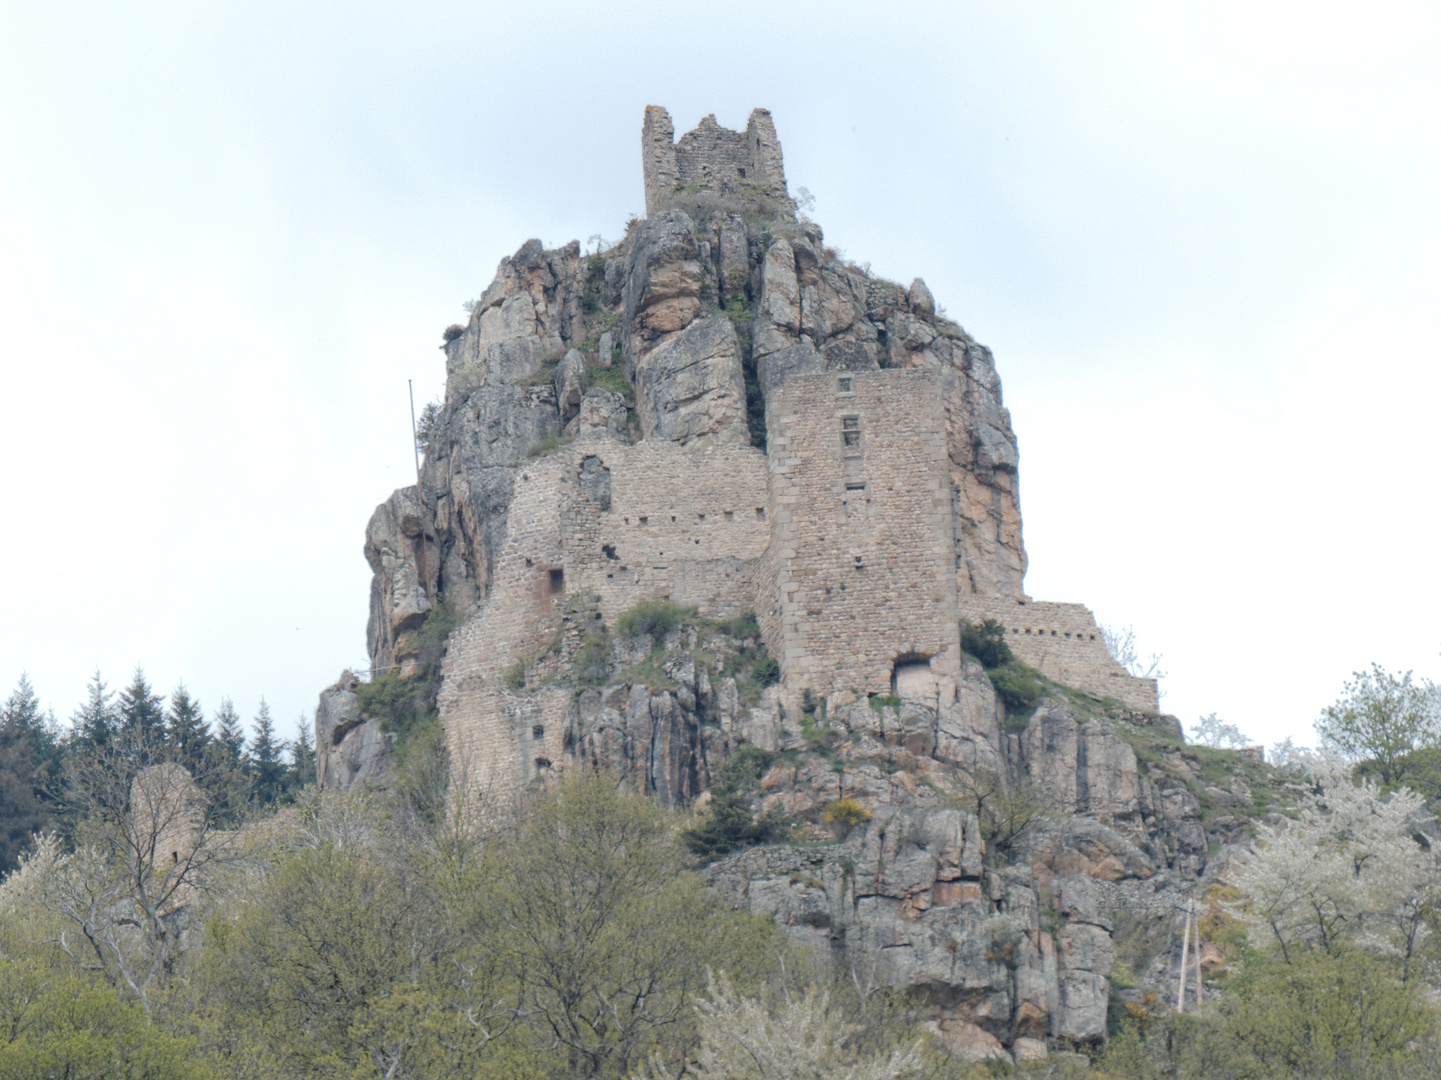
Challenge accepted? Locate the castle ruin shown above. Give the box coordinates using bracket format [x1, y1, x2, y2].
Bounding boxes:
[321, 106, 1157, 805]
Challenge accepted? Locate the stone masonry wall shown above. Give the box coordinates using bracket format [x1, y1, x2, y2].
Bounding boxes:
[957, 596, 1159, 712]
[563, 437, 770, 624]
[764, 368, 962, 700]
[439, 431, 771, 805]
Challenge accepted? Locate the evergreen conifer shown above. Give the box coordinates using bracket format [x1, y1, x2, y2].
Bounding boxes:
[247, 699, 285, 803]
[117, 667, 165, 742]
[165, 683, 209, 768]
[289, 714, 316, 790]
[70, 669, 117, 749]
[0, 673, 57, 872]
[212, 697, 245, 768]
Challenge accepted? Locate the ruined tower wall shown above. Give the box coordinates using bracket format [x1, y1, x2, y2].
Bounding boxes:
[437, 449, 572, 808]
[641, 106, 680, 217]
[642, 107, 792, 216]
[744, 109, 787, 196]
[764, 368, 962, 699]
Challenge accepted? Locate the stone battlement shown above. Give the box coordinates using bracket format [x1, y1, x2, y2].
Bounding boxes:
[641, 106, 793, 216]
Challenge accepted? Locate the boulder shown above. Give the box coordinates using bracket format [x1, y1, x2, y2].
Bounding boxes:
[553, 349, 591, 422]
[908, 276, 936, 316]
[633, 314, 748, 445]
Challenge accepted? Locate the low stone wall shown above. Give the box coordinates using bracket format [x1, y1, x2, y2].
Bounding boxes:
[958, 597, 1159, 712]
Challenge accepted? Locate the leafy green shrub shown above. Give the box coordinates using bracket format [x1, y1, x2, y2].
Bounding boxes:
[748, 655, 779, 687]
[867, 694, 901, 712]
[717, 609, 760, 639]
[581, 254, 605, 314]
[414, 399, 442, 451]
[615, 599, 697, 640]
[590, 363, 633, 401]
[822, 797, 872, 827]
[355, 599, 464, 749]
[961, 618, 1014, 669]
[528, 435, 572, 458]
[504, 660, 527, 690]
[574, 632, 612, 685]
[988, 662, 1048, 714]
[356, 672, 430, 730]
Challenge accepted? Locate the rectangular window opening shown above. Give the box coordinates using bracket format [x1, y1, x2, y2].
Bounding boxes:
[548, 568, 565, 594]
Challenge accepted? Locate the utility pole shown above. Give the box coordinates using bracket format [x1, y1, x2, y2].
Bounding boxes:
[408, 380, 434, 604]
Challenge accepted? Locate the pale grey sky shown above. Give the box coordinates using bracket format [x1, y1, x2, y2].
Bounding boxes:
[2, 0, 1437, 749]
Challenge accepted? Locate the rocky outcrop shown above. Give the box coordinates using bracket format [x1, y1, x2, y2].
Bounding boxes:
[315, 672, 394, 793]
[325, 106, 1280, 1063]
[364, 488, 435, 675]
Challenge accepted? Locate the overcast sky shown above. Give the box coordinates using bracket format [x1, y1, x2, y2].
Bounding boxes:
[2, 1, 1437, 752]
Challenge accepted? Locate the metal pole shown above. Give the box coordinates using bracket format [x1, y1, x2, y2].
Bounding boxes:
[408, 380, 433, 605]
[1177, 907, 1191, 1013]
[1194, 900, 1204, 1009]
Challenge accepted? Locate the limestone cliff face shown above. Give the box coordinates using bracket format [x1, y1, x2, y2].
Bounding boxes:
[320, 107, 1263, 1062]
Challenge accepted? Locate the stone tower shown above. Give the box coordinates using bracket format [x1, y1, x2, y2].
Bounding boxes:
[641, 106, 795, 216]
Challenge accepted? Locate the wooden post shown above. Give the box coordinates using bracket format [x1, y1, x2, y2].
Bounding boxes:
[1177, 906, 1191, 1013]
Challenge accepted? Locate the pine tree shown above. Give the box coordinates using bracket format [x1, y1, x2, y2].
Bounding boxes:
[70, 669, 117, 749]
[289, 713, 316, 790]
[117, 666, 165, 742]
[165, 683, 209, 768]
[247, 698, 285, 803]
[0, 673, 58, 872]
[1, 673, 43, 732]
[212, 697, 245, 768]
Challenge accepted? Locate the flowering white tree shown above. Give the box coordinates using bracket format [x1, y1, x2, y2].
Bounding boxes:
[1230, 758, 1437, 971]
[1191, 712, 1251, 749]
[1100, 623, 1166, 680]
[635, 971, 922, 1080]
